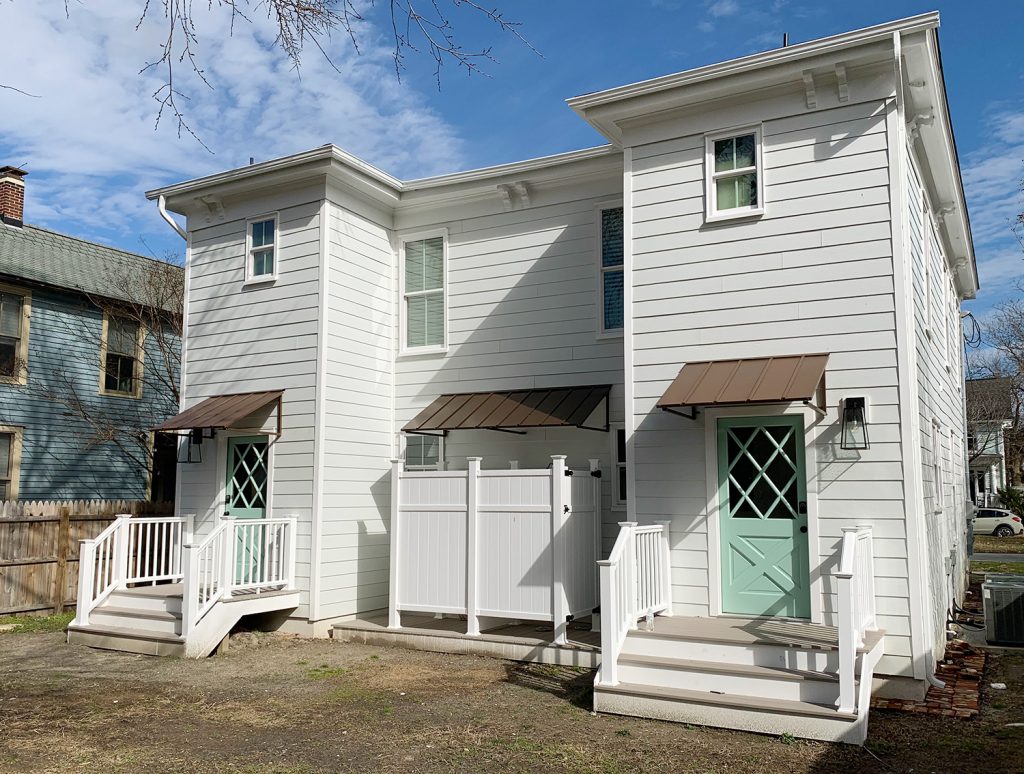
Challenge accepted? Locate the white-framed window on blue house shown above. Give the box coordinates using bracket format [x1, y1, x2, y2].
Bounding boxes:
[402, 233, 446, 352]
[600, 206, 624, 334]
[405, 434, 443, 470]
[245, 215, 277, 283]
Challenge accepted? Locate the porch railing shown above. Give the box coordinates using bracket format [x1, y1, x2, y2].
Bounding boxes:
[73, 514, 191, 627]
[596, 521, 672, 687]
[181, 516, 298, 636]
[835, 524, 877, 714]
[388, 455, 602, 644]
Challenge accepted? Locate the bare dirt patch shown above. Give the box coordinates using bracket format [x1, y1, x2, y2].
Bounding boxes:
[1, 630, 1023, 773]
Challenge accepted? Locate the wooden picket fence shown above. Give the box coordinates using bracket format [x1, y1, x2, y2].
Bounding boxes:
[0, 500, 174, 615]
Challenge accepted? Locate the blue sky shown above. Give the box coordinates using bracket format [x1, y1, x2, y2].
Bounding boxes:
[0, 1, 1020, 318]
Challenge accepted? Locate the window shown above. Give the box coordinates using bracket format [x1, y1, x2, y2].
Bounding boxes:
[403, 234, 446, 351]
[101, 315, 142, 397]
[0, 286, 29, 384]
[922, 201, 932, 335]
[246, 216, 277, 282]
[611, 425, 627, 508]
[600, 207, 624, 333]
[405, 434, 442, 470]
[705, 127, 763, 221]
[0, 427, 22, 499]
[930, 421, 943, 514]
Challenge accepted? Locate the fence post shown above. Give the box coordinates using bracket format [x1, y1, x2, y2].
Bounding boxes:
[589, 459, 603, 606]
[551, 455, 569, 646]
[73, 539, 96, 627]
[52, 507, 71, 614]
[388, 459, 403, 629]
[466, 457, 482, 636]
[655, 519, 673, 616]
[112, 515, 131, 590]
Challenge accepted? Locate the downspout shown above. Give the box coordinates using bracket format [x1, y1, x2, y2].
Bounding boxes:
[158, 195, 188, 240]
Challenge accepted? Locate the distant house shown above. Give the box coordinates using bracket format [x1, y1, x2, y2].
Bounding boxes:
[0, 166, 181, 501]
[966, 377, 1016, 505]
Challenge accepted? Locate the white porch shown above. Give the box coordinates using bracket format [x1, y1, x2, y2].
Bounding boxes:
[67, 513, 300, 657]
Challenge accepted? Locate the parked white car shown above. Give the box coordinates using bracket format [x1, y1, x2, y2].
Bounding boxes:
[973, 508, 1024, 537]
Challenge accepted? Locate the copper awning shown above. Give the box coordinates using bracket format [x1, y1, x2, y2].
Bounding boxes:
[404, 386, 611, 435]
[657, 355, 828, 419]
[153, 390, 284, 435]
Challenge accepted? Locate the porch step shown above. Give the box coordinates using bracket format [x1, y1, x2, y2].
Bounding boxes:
[67, 623, 185, 657]
[616, 653, 845, 705]
[108, 585, 183, 615]
[593, 680, 864, 744]
[87, 605, 182, 637]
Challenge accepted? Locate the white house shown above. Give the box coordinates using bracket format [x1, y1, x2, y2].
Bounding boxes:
[69, 13, 977, 744]
[965, 377, 1015, 506]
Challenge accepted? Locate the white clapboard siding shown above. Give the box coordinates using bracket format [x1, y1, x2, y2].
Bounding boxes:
[627, 94, 914, 677]
[179, 196, 323, 616]
[316, 202, 396, 620]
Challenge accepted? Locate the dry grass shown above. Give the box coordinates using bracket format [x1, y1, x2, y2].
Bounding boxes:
[974, 534, 1024, 554]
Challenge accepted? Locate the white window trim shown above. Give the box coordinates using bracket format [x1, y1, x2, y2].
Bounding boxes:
[610, 423, 627, 510]
[930, 419, 943, 515]
[0, 424, 23, 500]
[595, 200, 625, 339]
[398, 227, 449, 357]
[243, 213, 279, 286]
[404, 434, 444, 470]
[99, 311, 146, 399]
[922, 195, 933, 337]
[0, 281, 31, 387]
[704, 125, 765, 224]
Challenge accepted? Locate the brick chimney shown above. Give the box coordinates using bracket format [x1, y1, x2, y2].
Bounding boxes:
[0, 166, 27, 227]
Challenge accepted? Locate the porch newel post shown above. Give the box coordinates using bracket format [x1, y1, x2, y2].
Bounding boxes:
[181, 540, 198, 638]
[220, 516, 234, 599]
[551, 455, 569, 646]
[113, 515, 131, 589]
[184, 513, 195, 544]
[388, 459, 403, 630]
[655, 519, 673, 616]
[73, 539, 96, 627]
[466, 457, 482, 636]
[286, 517, 298, 587]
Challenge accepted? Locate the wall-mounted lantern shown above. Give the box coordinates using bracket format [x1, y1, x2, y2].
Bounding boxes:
[840, 397, 869, 450]
[177, 427, 214, 464]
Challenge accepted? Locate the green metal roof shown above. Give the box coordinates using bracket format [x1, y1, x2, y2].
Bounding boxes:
[0, 222, 182, 307]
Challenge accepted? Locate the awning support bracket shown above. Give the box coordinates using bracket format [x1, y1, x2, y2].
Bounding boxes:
[662, 405, 699, 421]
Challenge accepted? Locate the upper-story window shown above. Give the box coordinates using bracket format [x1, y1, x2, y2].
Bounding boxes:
[705, 127, 764, 222]
[101, 314, 142, 397]
[403, 234, 446, 352]
[246, 216, 277, 283]
[600, 207, 624, 334]
[0, 285, 30, 385]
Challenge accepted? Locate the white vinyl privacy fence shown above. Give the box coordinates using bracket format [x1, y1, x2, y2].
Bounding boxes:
[388, 455, 602, 643]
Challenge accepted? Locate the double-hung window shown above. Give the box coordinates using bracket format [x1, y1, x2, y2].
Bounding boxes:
[600, 207, 624, 334]
[705, 127, 764, 222]
[246, 216, 277, 283]
[405, 434, 442, 470]
[0, 427, 21, 499]
[611, 424, 627, 508]
[403, 234, 446, 351]
[0, 286, 29, 384]
[930, 420, 943, 514]
[102, 315, 142, 397]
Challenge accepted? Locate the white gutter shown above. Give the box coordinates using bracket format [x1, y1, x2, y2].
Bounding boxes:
[158, 195, 187, 240]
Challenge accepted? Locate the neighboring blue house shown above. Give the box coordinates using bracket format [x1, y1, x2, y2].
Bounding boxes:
[0, 166, 181, 501]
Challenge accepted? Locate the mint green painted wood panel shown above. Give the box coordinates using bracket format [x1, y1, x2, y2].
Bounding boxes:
[717, 416, 810, 619]
[225, 436, 268, 581]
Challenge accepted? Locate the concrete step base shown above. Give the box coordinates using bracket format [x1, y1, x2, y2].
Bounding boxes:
[67, 624, 185, 657]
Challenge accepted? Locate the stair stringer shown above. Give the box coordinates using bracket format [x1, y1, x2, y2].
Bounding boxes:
[183, 591, 300, 658]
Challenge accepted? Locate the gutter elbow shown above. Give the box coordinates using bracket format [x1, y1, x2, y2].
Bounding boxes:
[158, 195, 187, 240]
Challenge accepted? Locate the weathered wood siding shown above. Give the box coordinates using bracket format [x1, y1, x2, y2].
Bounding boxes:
[625, 85, 916, 676]
[0, 286, 176, 499]
[393, 176, 627, 553]
[318, 197, 395, 619]
[906, 147, 969, 664]
[179, 185, 323, 616]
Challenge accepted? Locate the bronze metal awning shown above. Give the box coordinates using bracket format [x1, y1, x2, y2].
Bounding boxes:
[657, 355, 828, 419]
[153, 390, 284, 436]
[404, 385, 611, 435]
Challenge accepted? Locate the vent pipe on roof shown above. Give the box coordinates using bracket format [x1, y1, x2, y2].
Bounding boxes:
[783, 33, 789, 47]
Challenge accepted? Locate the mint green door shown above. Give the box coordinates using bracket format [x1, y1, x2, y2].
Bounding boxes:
[718, 416, 811, 619]
[225, 436, 269, 582]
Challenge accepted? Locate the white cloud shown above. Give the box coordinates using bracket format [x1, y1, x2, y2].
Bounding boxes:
[707, 0, 741, 18]
[0, 2, 464, 244]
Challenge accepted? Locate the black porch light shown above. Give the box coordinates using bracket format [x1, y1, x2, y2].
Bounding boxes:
[177, 427, 210, 464]
[840, 397, 869, 451]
